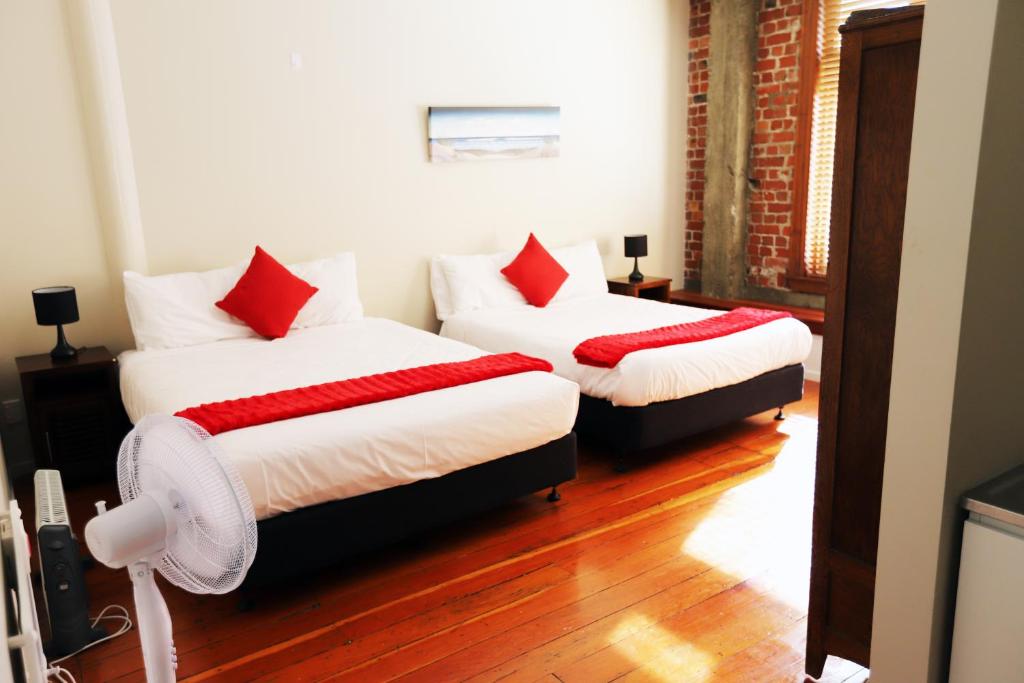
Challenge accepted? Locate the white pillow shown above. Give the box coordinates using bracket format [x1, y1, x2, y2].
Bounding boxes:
[124, 265, 253, 351]
[431, 239, 608, 320]
[124, 251, 362, 351]
[289, 252, 363, 329]
[440, 250, 526, 317]
[551, 240, 609, 302]
[429, 256, 456, 321]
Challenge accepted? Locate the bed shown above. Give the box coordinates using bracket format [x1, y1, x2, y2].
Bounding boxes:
[432, 240, 811, 465]
[118, 252, 579, 587]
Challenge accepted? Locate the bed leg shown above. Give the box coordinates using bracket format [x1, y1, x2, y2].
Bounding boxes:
[614, 457, 630, 474]
[237, 595, 256, 612]
[774, 406, 786, 421]
[546, 486, 561, 503]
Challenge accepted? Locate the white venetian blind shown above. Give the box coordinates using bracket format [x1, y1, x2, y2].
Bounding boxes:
[802, 0, 913, 277]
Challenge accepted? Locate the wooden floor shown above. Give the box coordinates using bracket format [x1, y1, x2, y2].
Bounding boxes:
[43, 380, 868, 682]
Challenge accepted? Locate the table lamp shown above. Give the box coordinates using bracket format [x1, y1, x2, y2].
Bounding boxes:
[625, 234, 648, 283]
[32, 286, 79, 360]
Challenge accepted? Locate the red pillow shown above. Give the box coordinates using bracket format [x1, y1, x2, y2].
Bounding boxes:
[500, 233, 568, 307]
[216, 246, 318, 338]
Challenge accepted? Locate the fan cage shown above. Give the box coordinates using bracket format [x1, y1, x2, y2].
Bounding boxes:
[118, 415, 258, 594]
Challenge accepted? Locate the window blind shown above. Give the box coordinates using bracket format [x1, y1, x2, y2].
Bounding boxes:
[802, 0, 913, 277]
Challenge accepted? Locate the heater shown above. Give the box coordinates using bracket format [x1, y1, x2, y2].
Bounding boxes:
[34, 469, 104, 658]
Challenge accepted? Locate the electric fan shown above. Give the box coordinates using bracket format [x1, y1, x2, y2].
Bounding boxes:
[84, 415, 257, 682]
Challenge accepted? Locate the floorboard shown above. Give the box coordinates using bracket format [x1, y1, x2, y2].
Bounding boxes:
[26, 380, 868, 681]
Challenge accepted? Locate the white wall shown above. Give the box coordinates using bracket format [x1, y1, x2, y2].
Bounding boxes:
[0, 0, 688, 467]
[0, 1, 134, 396]
[109, 0, 688, 331]
[871, 0, 1024, 680]
[0, 1, 137, 471]
[804, 334, 822, 382]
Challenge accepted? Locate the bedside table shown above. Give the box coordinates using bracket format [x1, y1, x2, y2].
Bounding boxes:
[607, 276, 672, 303]
[16, 347, 130, 486]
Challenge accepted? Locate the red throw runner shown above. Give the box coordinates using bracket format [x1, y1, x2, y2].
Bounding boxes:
[176, 352, 552, 435]
[573, 307, 793, 368]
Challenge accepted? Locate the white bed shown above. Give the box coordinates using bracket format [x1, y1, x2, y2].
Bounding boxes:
[120, 318, 578, 520]
[431, 240, 812, 408]
[441, 293, 811, 407]
[119, 251, 578, 521]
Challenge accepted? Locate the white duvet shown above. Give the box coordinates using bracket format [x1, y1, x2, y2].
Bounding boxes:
[119, 319, 579, 520]
[441, 294, 812, 407]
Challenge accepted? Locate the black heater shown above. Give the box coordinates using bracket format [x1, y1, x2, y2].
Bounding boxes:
[35, 469, 106, 658]
[625, 234, 648, 283]
[32, 286, 79, 360]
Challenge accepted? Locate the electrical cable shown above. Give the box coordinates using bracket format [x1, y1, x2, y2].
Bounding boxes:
[44, 604, 134, 681]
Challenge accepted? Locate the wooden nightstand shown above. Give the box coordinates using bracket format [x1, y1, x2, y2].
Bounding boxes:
[607, 276, 672, 303]
[16, 346, 129, 486]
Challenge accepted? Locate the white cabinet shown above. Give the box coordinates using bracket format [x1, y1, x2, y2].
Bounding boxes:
[950, 515, 1024, 682]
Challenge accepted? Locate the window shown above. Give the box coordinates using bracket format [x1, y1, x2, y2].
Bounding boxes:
[794, 0, 912, 284]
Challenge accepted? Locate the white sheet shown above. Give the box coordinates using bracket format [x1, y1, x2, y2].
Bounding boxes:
[441, 294, 812, 407]
[119, 319, 579, 520]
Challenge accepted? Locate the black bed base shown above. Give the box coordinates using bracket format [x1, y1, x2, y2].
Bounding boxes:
[574, 364, 805, 460]
[243, 432, 577, 589]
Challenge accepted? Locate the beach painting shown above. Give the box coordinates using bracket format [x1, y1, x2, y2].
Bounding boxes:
[428, 106, 560, 162]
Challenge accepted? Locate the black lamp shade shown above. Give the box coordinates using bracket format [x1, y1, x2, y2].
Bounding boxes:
[624, 234, 648, 258]
[33, 287, 79, 326]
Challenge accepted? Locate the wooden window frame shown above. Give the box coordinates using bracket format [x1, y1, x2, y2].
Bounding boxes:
[787, 0, 828, 295]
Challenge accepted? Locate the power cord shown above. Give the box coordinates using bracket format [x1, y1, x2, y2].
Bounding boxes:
[45, 604, 134, 681]
[45, 666, 75, 683]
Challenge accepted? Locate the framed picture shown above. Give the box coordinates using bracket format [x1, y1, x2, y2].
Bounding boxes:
[428, 106, 560, 162]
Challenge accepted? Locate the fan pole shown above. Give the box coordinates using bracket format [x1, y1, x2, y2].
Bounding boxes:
[130, 562, 177, 683]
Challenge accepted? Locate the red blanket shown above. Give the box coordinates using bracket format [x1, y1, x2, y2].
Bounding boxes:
[175, 352, 552, 435]
[573, 307, 793, 368]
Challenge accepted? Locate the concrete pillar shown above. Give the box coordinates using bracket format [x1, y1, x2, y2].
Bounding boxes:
[700, 0, 759, 299]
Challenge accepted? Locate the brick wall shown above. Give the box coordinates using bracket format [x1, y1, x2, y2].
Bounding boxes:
[683, 0, 710, 287]
[686, 0, 807, 291]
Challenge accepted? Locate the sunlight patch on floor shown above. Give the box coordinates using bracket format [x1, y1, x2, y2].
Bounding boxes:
[609, 613, 713, 682]
[680, 415, 818, 613]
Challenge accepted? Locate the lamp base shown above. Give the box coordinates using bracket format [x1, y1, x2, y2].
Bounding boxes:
[50, 324, 77, 361]
[628, 258, 644, 283]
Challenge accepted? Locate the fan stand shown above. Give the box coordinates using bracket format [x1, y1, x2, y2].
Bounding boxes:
[130, 561, 177, 683]
[84, 416, 259, 683]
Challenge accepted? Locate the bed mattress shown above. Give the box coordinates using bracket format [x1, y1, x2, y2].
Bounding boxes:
[119, 318, 579, 520]
[440, 294, 812, 407]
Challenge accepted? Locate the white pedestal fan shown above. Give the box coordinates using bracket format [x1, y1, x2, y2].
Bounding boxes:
[85, 415, 257, 683]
